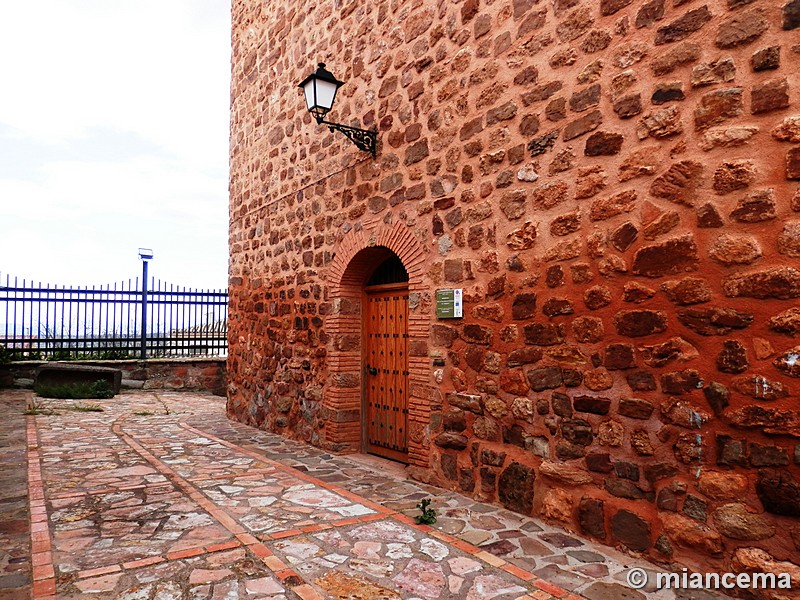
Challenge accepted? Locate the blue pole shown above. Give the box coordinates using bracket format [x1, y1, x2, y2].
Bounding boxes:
[140, 259, 148, 360]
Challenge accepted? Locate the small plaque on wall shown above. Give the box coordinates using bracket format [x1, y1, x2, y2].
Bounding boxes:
[436, 288, 463, 319]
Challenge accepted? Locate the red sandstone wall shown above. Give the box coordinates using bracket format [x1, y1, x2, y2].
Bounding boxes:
[228, 0, 800, 579]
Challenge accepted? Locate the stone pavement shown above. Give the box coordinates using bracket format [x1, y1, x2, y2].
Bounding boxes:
[0, 389, 732, 600]
[0, 389, 31, 599]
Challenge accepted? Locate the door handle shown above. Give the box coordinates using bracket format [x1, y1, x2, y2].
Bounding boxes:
[368, 367, 378, 376]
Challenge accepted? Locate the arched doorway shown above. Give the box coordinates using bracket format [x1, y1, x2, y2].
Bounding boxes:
[323, 219, 431, 470]
[363, 254, 409, 463]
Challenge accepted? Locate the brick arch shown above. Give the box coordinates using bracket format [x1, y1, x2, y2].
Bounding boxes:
[323, 219, 431, 468]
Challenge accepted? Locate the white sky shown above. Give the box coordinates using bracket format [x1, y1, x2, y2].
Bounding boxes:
[0, 1, 231, 290]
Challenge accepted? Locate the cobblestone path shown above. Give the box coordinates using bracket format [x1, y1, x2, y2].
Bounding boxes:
[2, 389, 728, 600]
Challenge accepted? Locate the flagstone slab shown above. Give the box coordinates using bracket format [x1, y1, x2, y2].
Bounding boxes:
[448, 556, 483, 576]
[533, 564, 592, 591]
[314, 570, 401, 600]
[393, 558, 446, 599]
[419, 538, 449, 561]
[465, 574, 527, 600]
[582, 581, 647, 600]
[244, 576, 284, 595]
[188, 568, 234, 584]
[73, 572, 123, 593]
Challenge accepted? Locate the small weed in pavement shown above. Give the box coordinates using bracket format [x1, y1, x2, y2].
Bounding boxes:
[133, 410, 155, 416]
[415, 498, 437, 525]
[155, 394, 172, 415]
[23, 399, 56, 415]
[67, 403, 104, 412]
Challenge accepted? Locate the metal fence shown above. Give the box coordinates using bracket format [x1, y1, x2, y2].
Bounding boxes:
[0, 274, 228, 360]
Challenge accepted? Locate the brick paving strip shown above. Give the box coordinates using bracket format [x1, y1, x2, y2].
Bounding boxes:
[27, 416, 57, 600]
[0, 391, 34, 600]
[8, 390, 731, 600]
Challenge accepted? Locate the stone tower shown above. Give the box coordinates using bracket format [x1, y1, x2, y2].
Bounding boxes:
[229, 0, 800, 576]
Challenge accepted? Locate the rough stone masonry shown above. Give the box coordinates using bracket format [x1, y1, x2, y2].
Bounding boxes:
[227, 0, 800, 584]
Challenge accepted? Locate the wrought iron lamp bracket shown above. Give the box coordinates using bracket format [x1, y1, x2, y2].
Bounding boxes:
[320, 119, 377, 157]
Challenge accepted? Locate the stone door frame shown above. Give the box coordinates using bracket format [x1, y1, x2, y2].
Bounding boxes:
[323, 220, 431, 468]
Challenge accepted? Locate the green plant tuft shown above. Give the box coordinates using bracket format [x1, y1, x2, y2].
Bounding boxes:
[67, 403, 104, 412]
[415, 498, 437, 525]
[34, 379, 114, 400]
[23, 399, 55, 415]
[1, 346, 135, 362]
[0, 346, 12, 364]
[46, 349, 134, 361]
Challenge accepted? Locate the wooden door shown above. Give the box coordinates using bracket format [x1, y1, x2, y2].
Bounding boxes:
[364, 284, 409, 463]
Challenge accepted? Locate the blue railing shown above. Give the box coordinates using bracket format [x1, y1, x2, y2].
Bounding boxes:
[0, 274, 228, 360]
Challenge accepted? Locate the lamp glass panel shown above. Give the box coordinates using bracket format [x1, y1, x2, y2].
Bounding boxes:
[302, 81, 316, 111]
[315, 79, 339, 111]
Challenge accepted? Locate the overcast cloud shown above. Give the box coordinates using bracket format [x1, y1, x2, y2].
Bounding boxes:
[0, 1, 231, 289]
